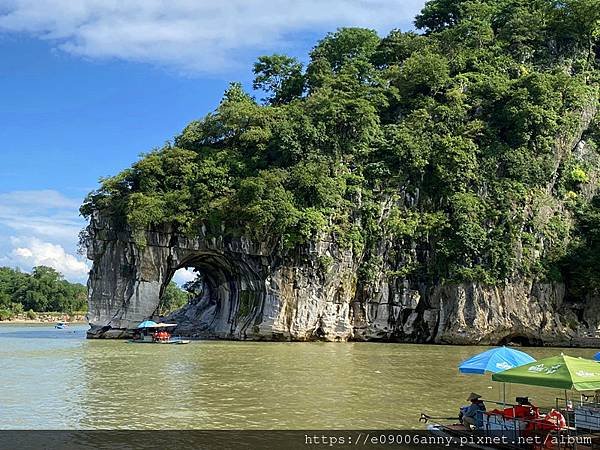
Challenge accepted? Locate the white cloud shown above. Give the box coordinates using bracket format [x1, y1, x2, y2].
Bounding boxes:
[8, 237, 90, 281]
[0, 189, 84, 245]
[0, 189, 88, 282]
[172, 267, 197, 286]
[0, 0, 427, 73]
[0, 190, 80, 209]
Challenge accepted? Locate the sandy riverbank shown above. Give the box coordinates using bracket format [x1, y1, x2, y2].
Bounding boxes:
[0, 313, 87, 324]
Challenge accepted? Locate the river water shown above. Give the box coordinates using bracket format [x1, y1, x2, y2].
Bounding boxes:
[0, 324, 596, 430]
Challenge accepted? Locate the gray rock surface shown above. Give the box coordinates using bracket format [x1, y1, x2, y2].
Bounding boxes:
[85, 211, 580, 345]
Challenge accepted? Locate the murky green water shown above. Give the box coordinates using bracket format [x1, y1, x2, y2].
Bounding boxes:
[0, 324, 596, 430]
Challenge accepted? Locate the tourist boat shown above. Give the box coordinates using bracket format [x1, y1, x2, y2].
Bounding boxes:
[130, 338, 190, 345]
[423, 354, 600, 449]
[421, 403, 577, 450]
[129, 320, 190, 344]
[130, 332, 191, 345]
[54, 322, 68, 329]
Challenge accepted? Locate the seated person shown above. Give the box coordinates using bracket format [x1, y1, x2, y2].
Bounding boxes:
[460, 393, 486, 429]
[516, 397, 535, 408]
[515, 397, 539, 418]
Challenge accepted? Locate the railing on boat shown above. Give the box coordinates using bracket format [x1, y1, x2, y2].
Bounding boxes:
[451, 399, 600, 449]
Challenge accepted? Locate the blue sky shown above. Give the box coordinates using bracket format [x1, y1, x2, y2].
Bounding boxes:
[0, 0, 425, 283]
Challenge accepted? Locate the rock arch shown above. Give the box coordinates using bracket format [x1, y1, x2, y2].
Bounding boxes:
[86, 214, 270, 338]
[85, 213, 357, 340]
[162, 251, 266, 339]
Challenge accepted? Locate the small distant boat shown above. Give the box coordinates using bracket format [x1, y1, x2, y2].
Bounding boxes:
[54, 322, 68, 329]
[129, 320, 189, 344]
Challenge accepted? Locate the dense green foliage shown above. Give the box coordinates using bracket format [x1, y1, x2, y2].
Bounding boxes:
[157, 282, 189, 315]
[81, 0, 600, 296]
[0, 266, 87, 318]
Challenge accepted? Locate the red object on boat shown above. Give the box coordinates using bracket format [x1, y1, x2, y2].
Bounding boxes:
[489, 405, 539, 419]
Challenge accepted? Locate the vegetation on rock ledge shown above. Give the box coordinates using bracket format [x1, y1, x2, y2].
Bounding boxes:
[81, 0, 600, 298]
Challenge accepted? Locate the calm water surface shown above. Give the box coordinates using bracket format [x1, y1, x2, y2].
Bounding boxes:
[0, 324, 596, 430]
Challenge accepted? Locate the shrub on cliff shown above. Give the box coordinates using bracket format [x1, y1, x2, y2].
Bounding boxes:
[81, 0, 600, 293]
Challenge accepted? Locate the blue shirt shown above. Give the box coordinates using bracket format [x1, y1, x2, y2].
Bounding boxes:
[464, 402, 486, 418]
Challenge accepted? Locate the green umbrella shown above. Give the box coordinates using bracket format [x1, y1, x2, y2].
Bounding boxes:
[492, 354, 600, 391]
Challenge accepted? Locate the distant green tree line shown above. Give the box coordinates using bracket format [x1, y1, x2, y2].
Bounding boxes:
[0, 266, 88, 319]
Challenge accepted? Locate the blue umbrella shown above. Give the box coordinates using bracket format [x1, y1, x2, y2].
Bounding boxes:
[459, 346, 535, 374]
[593, 352, 600, 361]
[137, 320, 158, 329]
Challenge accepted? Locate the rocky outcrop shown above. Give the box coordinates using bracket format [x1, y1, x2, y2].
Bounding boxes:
[86, 211, 582, 344]
[83, 97, 600, 345]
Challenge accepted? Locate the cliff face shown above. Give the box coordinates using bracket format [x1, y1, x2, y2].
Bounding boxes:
[83, 4, 600, 344]
[85, 98, 600, 344]
[86, 211, 581, 344]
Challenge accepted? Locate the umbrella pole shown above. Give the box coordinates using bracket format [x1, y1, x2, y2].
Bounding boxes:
[565, 390, 571, 429]
[503, 383, 506, 406]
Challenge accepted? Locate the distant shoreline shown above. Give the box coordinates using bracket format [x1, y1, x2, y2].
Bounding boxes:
[3, 319, 87, 324]
[0, 313, 87, 325]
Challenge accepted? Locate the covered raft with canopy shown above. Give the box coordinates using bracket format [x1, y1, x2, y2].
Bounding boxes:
[492, 355, 600, 440]
[474, 354, 600, 448]
[131, 320, 189, 344]
[424, 347, 538, 448]
[426, 353, 600, 449]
